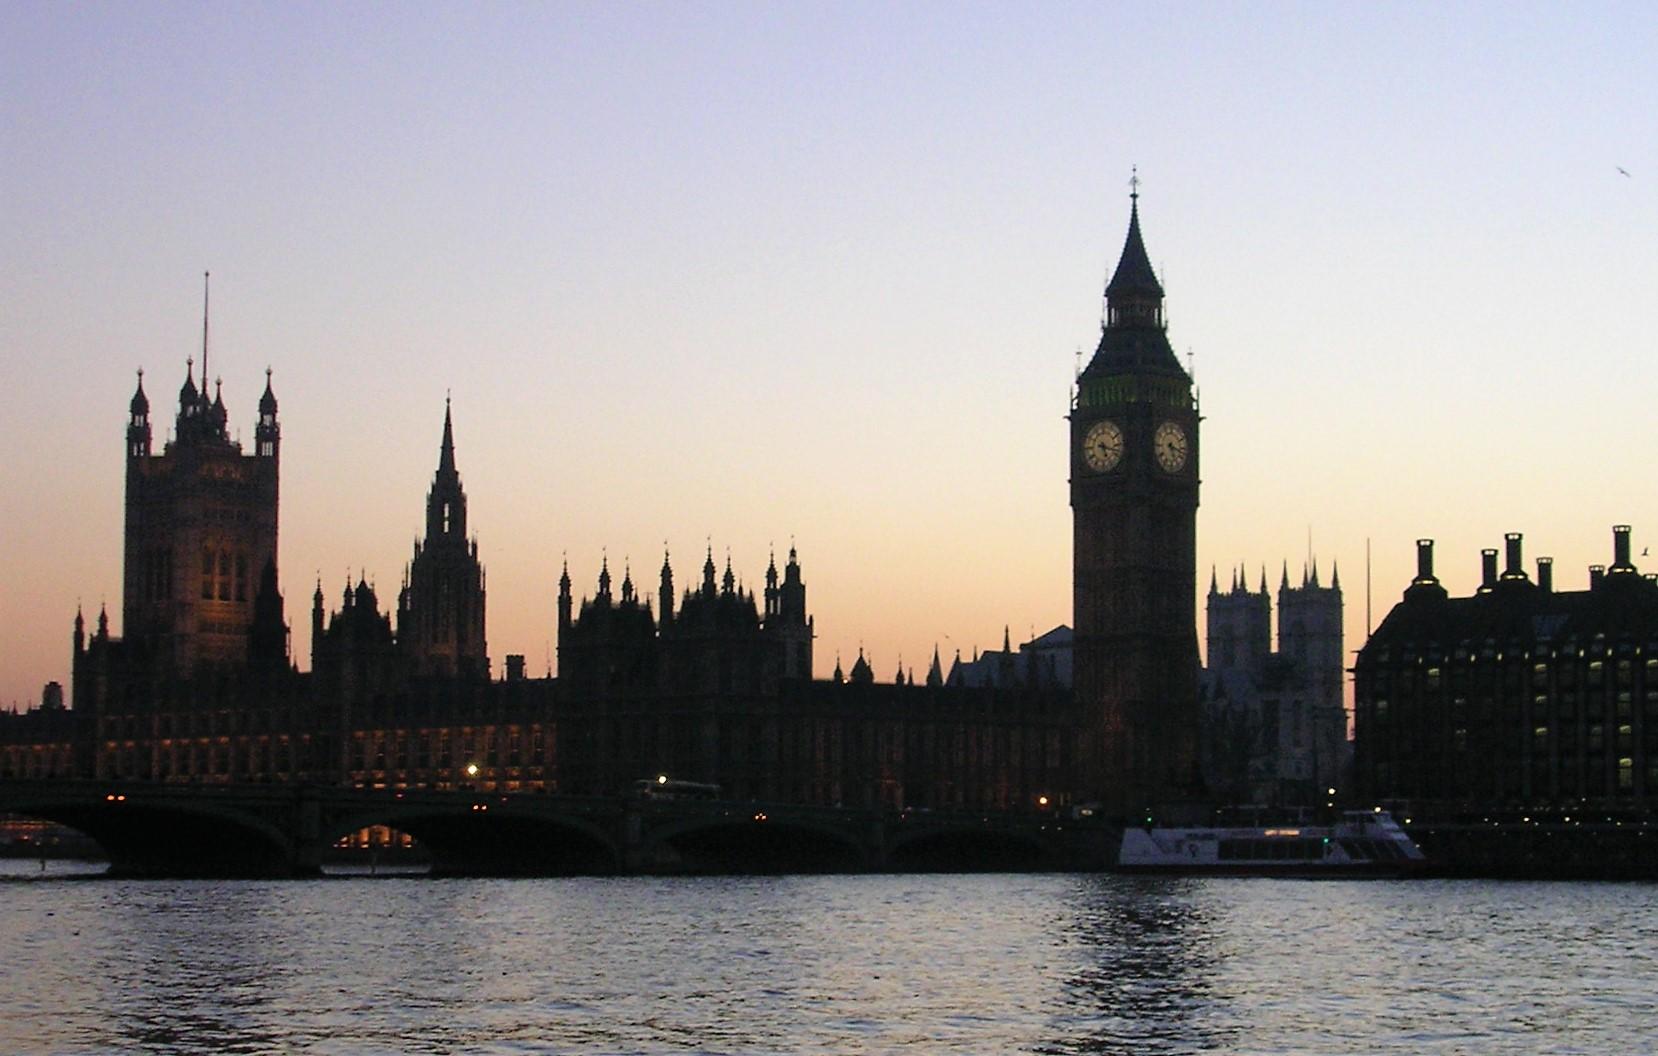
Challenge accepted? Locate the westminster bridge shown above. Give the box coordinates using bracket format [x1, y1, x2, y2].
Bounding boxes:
[0, 780, 1112, 877]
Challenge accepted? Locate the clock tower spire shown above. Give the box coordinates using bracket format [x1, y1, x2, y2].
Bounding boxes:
[1070, 182, 1202, 818]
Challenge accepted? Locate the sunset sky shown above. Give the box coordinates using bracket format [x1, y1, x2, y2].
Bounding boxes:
[5, 3, 1658, 708]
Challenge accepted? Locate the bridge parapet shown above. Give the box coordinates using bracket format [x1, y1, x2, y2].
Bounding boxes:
[0, 781, 1107, 877]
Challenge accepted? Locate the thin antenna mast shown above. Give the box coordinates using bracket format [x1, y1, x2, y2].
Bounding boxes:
[201, 271, 210, 390]
[1366, 537, 1373, 636]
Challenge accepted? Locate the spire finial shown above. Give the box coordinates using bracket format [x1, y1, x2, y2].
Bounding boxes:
[1129, 165, 1140, 202]
[437, 396, 456, 474]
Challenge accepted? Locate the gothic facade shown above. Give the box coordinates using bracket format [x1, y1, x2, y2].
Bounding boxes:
[4, 318, 1073, 813]
[1201, 562, 1346, 805]
[121, 332, 282, 675]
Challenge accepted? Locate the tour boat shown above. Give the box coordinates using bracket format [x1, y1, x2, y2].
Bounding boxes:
[1115, 810, 1427, 877]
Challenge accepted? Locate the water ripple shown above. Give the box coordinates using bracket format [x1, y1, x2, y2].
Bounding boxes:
[3, 866, 1655, 1054]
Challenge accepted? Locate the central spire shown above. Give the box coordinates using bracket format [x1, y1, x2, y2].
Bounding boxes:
[1105, 182, 1163, 304]
[1104, 172, 1164, 329]
[425, 398, 466, 542]
[1078, 176, 1184, 381]
[438, 395, 457, 477]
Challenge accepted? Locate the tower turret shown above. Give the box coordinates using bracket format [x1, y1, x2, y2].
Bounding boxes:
[248, 558, 289, 671]
[555, 557, 574, 677]
[760, 542, 812, 681]
[311, 577, 325, 669]
[764, 548, 780, 619]
[780, 544, 807, 623]
[128, 370, 151, 459]
[256, 368, 279, 460]
[658, 549, 674, 627]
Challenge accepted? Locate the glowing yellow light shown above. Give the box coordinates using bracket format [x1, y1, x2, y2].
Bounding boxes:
[657, 774, 668, 785]
[465, 763, 479, 777]
[1037, 795, 1050, 807]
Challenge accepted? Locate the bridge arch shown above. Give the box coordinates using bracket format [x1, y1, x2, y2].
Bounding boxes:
[1, 786, 304, 878]
[325, 803, 621, 877]
[642, 811, 869, 873]
[886, 823, 1064, 872]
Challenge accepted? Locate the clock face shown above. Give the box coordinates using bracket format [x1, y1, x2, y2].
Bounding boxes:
[1154, 421, 1189, 473]
[1082, 419, 1125, 472]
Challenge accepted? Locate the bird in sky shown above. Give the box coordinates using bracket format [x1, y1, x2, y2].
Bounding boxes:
[1617, 166, 1632, 177]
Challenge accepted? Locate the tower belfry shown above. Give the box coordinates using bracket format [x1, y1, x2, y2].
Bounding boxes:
[121, 281, 281, 674]
[1069, 182, 1203, 815]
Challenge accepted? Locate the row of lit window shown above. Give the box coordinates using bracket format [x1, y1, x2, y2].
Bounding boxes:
[1366, 691, 1658, 724]
[1367, 759, 1656, 794]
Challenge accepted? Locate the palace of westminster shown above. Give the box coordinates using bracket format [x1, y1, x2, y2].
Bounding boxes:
[10, 197, 1655, 819]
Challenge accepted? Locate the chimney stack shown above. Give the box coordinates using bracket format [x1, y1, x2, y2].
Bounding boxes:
[1537, 557, 1554, 593]
[1414, 539, 1437, 584]
[1480, 548, 1499, 592]
[1590, 564, 1606, 589]
[1612, 525, 1634, 572]
[1503, 533, 1525, 580]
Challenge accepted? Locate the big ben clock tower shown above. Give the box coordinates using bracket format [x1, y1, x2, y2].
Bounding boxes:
[1070, 184, 1202, 817]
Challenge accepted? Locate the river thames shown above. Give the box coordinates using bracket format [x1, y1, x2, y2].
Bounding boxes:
[2, 864, 1653, 1054]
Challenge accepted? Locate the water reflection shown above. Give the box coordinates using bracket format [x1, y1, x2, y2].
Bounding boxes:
[3, 868, 1656, 1055]
[1041, 876, 1233, 1054]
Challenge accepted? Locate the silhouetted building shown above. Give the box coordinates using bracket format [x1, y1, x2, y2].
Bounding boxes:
[8, 311, 1075, 812]
[1202, 562, 1346, 805]
[1069, 187, 1202, 813]
[946, 626, 1073, 690]
[1355, 528, 1658, 811]
[121, 283, 281, 674]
